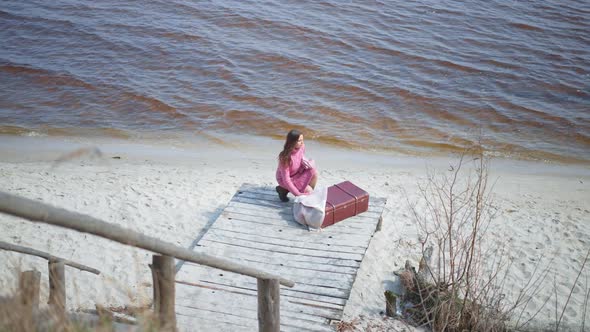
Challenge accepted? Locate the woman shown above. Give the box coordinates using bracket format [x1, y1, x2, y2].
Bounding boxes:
[275, 129, 318, 202]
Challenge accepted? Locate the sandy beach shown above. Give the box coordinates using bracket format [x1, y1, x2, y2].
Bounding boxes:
[0, 135, 588, 331]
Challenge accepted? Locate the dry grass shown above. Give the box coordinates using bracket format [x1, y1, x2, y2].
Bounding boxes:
[394, 151, 590, 332]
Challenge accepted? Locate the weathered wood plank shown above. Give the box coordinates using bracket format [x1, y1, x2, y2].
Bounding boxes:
[198, 236, 364, 262]
[205, 228, 367, 254]
[232, 192, 387, 215]
[233, 185, 387, 207]
[178, 306, 334, 332]
[179, 300, 329, 327]
[227, 200, 385, 225]
[177, 276, 346, 308]
[218, 212, 378, 238]
[206, 223, 372, 249]
[181, 261, 353, 291]
[178, 260, 353, 292]
[176, 269, 350, 309]
[196, 241, 361, 268]
[176, 269, 349, 307]
[177, 310, 254, 331]
[185, 248, 359, 275]
[176, 281, 343, 320]
[223, 205, 379, 234]
[236, 185, 387, 207]
[234, 192, 388, 216]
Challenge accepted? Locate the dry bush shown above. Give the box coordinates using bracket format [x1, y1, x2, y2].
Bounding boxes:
[399, 151, 510, 332]
[396, 151, 590, 332]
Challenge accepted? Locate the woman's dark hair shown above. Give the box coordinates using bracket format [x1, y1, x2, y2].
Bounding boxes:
[278, 129, 302, 166]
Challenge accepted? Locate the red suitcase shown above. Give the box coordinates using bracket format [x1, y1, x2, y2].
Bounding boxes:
[322, 181, 370, 228]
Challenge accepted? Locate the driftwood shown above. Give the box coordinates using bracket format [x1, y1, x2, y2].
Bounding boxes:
[0, 241, 100, 275]
[0, 191, 294, 288]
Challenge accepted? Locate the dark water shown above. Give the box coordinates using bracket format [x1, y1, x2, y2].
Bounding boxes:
[1, 0, 589, 163]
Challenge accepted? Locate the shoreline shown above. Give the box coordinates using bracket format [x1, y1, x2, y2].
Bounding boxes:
[1, 134, 589, 176]
[0, 134, 589, 330]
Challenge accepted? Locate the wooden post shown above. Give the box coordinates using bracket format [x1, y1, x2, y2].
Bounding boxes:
[257, 278, 280, 332]
[384, 290, 397, 317]
[149, 263, 160, 314]
[48, 260, 66, 321]
[151, 255, 176, 331]
[19, 270, 41, 321]
[376, 215, 383, 232]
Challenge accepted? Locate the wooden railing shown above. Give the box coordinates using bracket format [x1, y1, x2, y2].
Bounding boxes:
[0, 191, 294, 331]
[0, 241, 100, 321]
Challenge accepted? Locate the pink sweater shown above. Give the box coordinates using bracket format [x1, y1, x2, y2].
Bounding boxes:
[276, 144, 308, 196]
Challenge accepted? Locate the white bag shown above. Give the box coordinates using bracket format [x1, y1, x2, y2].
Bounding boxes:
[293, 186, 328, 230]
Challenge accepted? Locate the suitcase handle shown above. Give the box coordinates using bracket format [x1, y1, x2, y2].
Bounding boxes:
[334, 184, 357, 215]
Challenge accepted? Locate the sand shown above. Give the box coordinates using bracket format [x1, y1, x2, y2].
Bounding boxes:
[0, 135, 588, 331]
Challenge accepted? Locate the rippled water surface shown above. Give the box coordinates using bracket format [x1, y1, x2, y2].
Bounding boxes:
[1, 0, 589, 163]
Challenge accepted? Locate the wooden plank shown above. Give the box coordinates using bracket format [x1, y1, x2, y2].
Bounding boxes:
[185, 248, 359, 275]
[233, 186, 387, 208]
[236, 185, 387, 206]
[177, 303, 334, 332]
[223, 206, 379, 235]
[176, 269, 350, 309]
[228, 198, 386, 223]
[176, 280, 342, 325]
[178, 258, 353, 291]
[181, 261, 353, 291]
[196, 241, 361, 268]
[176, 281, 343, 320]
[219, 211, 378, 237]
[176, 283, 344, 318]
[207, 222, 372, 249]
[198, 236, 364, 262]
[227, 199, 385, 224]
[177, 274, 346, 308]
[177, 310, 255, 331]
[233, 189, 387, 213]
[205, 228, 367, 254]
[178, 306, 333, 332]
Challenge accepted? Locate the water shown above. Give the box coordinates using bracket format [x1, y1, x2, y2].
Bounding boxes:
[1, 0, 589, 163]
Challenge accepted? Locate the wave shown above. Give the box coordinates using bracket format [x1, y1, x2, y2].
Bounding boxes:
[118, 91, 180, 116]
[0, 61, 96, 91]
[509, 22, 544, 32]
